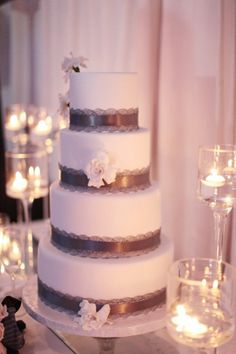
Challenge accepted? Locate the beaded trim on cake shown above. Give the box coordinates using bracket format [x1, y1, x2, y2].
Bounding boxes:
[59, 165, 150, 192]
[51, 225, 161, 258]
[38, 278, 166, 317]
[70, 108, 139, 132]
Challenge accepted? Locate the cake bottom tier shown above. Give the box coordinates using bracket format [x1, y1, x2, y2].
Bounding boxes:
[37, 235, 173, 315]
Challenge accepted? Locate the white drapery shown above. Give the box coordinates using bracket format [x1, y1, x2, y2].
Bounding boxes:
[1, 0, 236, 261]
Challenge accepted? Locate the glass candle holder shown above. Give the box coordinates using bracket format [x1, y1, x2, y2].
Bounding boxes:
[166, 258, 236, 353]
[197, 144, 236, 261]
[5, 143, 49, 275]
[0, 225, 26, 294]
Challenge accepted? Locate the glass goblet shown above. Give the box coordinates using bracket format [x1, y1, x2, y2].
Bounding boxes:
[197, 144, 236, 261]
[5, 143, 49, 275]
[166, 258, 236, 354]
[0, 226, 26, 294]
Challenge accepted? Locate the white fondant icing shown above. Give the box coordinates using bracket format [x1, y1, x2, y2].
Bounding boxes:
[69, 72, 138, 110]
[38, 71, 174, 317]
[50, 181, 161, 238]
[38, 235, 173, 299]
[60, 128, 150, 172]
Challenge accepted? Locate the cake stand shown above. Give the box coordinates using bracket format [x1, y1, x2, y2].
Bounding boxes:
[22, 276, 178, 354]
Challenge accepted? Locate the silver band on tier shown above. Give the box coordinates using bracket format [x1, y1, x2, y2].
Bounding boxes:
[38, 278, 166, 316]
[51, 226, 161, 258]
[70, 108, 139, 131]
[59, 165, 150, 191]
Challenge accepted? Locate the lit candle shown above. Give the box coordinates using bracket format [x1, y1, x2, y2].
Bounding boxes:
[9, 240, 21, 262]
[9, 171, 28, 193]
[211, 279, 220, 297]
[33, 116, 52, 136]
[5, 114, 21, 131]
[19, 111, 26, 125]
[28, 166, 41, 187]
[202, 168, 225, 187]
[223, 159, 236, 174]
[0, 231, 10, 253]
[0, 264, 5, 274]
[171, 304, 208, 338]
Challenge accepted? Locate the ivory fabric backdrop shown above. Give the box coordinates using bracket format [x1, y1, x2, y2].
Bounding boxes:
[1, 0, 236, 262]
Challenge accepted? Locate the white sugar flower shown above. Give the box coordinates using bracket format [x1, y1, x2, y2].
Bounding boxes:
[58, 93, 69, 118]
[96, 304, 111, 325]
[62, 52, 88, 82]
[75, 300, 111, 331]
[85, 151, 117, 188]
[0, 304, 8, 321]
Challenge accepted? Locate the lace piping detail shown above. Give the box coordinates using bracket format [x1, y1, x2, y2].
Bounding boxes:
[51, 225, 161, 258]
[70, 107, 139, 132]
[59, 166, 151, 193]
[38, 278, 166, 318]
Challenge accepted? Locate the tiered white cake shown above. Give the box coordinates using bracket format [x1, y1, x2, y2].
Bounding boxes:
[37, 72, 173, 322]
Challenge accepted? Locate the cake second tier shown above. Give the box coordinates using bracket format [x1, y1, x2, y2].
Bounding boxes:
[60, 128, 150, 173]
[50, 181, 161, 239]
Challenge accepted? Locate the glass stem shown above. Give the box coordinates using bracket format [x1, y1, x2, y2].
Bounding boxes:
[212, 210, 229, 262]
[10, 272, 16, 292]
[96, 338, 117, 354]
[22, 198, 34, 275]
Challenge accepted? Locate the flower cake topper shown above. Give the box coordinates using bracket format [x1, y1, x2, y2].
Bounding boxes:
[59, 52, 88, 117]
[75, 300, 111, 331]
[85, 151, 117, 188]
[61, 52, 88, 82]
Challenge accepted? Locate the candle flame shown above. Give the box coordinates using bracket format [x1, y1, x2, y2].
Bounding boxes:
[35, 166, 41, 177]
[28, 166, 34, 177]
[171, 304, 208, 336]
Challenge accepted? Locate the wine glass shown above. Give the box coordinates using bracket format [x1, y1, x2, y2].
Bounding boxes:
[0, 226, 26, 294]
[5, 143, 49, 275]
[197, 144, 236, 261]
[166, 258, 236, 354]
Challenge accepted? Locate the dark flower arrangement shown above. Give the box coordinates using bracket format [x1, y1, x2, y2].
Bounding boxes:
[0, 296, 26, 354]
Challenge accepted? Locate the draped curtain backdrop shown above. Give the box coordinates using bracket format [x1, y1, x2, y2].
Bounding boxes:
[1, 0, 236, 262]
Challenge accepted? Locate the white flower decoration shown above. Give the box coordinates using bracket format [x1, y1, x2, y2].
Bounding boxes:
[0, 323, 4, 342]
[85, 152, 117, 188]
[75, 300, 111, 331]
[58, 93, 69, 118]
[62, 52, 88, 82]
[0, 305, 8, 321]
[0, 342, 6, 354]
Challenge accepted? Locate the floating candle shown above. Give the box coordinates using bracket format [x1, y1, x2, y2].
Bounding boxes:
[5, 114, 21, 131]
[9, 171, 28, 193]
[223, 159, 236, 174]
[9, 240, 21, 262]
[171, 304, 208, 338]
[33, 116, 52, 135]
[202, 169, 225, 187]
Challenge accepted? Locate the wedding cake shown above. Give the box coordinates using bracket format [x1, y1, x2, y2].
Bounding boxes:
[37, 69, 173, 328]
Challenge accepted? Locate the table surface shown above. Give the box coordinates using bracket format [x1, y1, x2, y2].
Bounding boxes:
[20, 306, 236, 354]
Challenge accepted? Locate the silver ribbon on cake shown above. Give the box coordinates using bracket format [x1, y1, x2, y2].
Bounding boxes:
[70, 108, 139, 131]
[51, 226, 161, 258]
[60, 165, 150, 191]
[38, 278, 166, 316]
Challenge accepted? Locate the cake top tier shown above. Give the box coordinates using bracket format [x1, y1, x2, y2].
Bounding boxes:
[69, 72, 138, 110]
